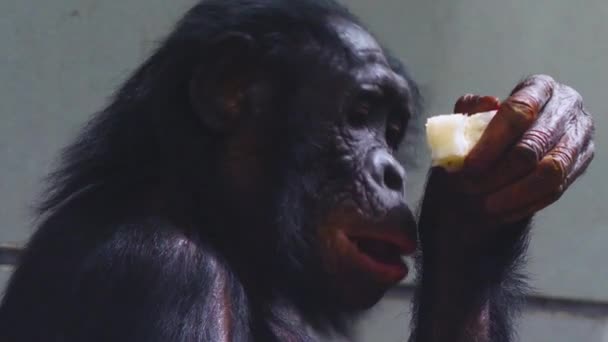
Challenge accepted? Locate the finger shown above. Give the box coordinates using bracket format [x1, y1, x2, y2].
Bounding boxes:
[453, 94, 501, 114]
[454, 94, 477, 113]
[485, 114, 593, 215]
[465, 75, 556, 174]
[499, 193, 558, 224]
[500, 142, 594, 224]
[484, 157, 565, 215]
[565, 140, 594, 186]
[461, 86, 577, 194]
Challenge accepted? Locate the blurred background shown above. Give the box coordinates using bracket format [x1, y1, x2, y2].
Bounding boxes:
[0, 0, 606, 340]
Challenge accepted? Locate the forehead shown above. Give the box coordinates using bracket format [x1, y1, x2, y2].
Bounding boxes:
[330, 19, 387, 64]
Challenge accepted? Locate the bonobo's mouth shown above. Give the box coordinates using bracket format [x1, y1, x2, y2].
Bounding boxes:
[343, 230, 416, 284]
[320, 204, 418, 288]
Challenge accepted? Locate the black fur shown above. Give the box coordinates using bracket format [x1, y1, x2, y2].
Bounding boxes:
[0, 1, 419, 341]
[408, 219, 531, 342]
[408, 169, 532, 342]
[0, 1, 528, 342]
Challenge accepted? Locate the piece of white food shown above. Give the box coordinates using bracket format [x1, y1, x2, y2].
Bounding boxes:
[425, 110, 497, 171]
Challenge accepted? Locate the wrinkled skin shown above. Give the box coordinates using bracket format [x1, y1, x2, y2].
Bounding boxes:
[0, 0, 595, 339]
[422, 74, 594, 255]
[413, 74, 595, 342]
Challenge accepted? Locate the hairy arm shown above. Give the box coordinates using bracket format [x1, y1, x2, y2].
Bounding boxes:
[411, 169, 530, 342]
[0, 220, 247, 342]
[68, 225, 248, 342]
[409, 75, 594, 342]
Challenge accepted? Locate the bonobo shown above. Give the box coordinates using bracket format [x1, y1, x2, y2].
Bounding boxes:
[0, 1, 594, 341]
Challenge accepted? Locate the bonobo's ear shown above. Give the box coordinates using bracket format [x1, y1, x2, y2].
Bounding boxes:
[189, 32, 258, 132]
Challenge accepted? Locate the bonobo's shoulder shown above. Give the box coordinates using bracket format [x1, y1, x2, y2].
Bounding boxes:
[102, 217, 225, 277]
[110, 217, 199, 254]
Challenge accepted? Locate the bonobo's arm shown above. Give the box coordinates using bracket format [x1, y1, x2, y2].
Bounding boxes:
[410, 75, 595, 342]
[0, 221, 247, 342]
[412, 169, 533, 342]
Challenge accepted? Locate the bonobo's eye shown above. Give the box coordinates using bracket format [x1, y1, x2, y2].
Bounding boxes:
[348, 87, 384, 127]
[385, 111, 407, 148]
[348, 97, 373, 127]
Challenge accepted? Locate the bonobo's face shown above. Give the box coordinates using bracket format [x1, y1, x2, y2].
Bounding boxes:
[203, 18, 419, 310]
[288, 20, 419, 309]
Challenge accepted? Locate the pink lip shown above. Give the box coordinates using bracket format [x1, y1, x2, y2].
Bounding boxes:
[347, 231, 417, 255]
[341, 231, 416, 284]
[353, 247, 409, 283]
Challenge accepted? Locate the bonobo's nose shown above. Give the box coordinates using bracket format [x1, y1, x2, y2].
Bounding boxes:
[366, 149, 406, 193]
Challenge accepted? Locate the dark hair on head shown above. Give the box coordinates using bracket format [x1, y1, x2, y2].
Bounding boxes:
[37, 0, 362, 221]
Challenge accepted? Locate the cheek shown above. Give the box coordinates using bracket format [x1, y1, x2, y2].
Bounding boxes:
[316, 209, 358, 271]
[219, 133, 275, 210]
[316, 217, 389, 309]
[318, 225, 348, 264]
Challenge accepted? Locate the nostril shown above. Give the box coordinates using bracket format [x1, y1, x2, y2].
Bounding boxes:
[367, 149, 406, 192]
[383, 164, 403, 191]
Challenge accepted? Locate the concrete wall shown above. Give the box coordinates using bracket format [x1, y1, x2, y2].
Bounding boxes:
[1, 0, 606, 340]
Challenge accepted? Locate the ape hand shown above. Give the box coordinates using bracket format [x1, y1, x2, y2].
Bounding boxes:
[461, 74, 594, 222]
[419, 75, 594, 254]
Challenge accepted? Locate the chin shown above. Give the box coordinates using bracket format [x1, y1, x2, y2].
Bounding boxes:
[327, 253, 409, 312]
[316, 205, 417, 311]
[338, 283, 392, 311]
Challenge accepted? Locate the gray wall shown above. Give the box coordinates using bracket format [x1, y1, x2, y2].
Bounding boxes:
[1, 0, 607, 341]
[345, 0, 608, 301]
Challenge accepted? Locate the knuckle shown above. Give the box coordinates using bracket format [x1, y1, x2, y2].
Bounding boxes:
[482, 96, 501, 106]
[514, 74, 555, 95]
[463, 93, 477, 101]
[457, 93, 477, 104]
[587, 141, 596, 157]
[531, 75, 556, 89]
[458, 94, 476, 103]
[570, 111, 595, 148]
[540, 156, 568, 184]
[548, 184, 566, 203]
[514, 141, 536, 159]
[582, 107, 594, 120]
[559, 85, 584, 109]
[503, 99, 538, 125]
[549, 146, 574, 172]
[516, 130, 552, 162]
[580, 142, 596, 170]
[553, 182, 566, 198]
[582, 113, 595, 137]
[580, 109, 594, 125]
[455, 94, 476, 112]
[511, 75, 557, 101]
[531, 74, 556, 86]
[574, 92, 583, 108]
